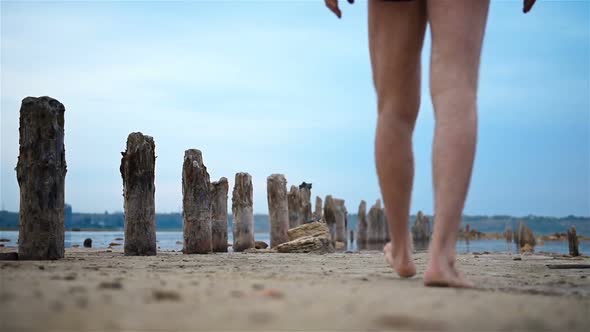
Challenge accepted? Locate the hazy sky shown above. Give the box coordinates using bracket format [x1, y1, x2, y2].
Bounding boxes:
[1, 0, 589, 216]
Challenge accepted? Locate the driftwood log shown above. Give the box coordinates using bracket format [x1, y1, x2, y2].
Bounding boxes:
[16, 97, 67, 260]
[288, 221, 330, 241]
[211, 177, 229, 252]
[277, 222, 333, 254]
[232, 172, 255, 252]
[567, 226, 580, 257]
[287, 185, 301, 229]
[276, 236, 334, 254]
[120, 132, 156, 256]
[182, 149, 212, 254]
[356, 200, 367, 249]
[267, 174, 289, 248]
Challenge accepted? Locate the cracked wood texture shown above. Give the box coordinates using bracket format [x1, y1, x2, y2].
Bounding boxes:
[120, 132, 156, 256]
[367, 199, 385, 243]
[17, 96, 67, 260]
[232, 172, 255, 252]
[324, 195, 336, 241]
[211, 177, 229, 252]
[356, 200, 368, 249]
[267, 174, 289, 248]
[287, 186, 301, 229]
[314, 196, 323, 221]
[334, 199, 347, 243]
[182, 149, 212, 254]
[299, 186, 312, 225]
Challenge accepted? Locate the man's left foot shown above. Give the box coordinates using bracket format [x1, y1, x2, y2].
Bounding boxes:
[384, 241, 416, 278]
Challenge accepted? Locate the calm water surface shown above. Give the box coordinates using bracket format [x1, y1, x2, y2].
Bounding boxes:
[0, 230, 587, 255]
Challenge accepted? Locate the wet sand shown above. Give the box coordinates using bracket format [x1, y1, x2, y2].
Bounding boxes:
[1, 248, 589, 331]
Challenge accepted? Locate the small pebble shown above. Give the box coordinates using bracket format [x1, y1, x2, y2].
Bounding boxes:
[252, 283, 265, 290]
[152, 289, 181, 301]
[98, 281, 123, 290]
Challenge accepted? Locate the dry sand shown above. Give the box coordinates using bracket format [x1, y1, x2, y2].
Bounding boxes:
[1, 248, 589, 331]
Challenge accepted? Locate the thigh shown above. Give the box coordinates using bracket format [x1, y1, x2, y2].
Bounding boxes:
[368, 0, 427, 115]
[427, 0, 490, 98]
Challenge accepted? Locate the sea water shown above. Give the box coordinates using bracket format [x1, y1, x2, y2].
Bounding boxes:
[0, 230, 588, 255]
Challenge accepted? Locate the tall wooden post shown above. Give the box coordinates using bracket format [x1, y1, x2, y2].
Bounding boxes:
[334, 199, 347, 243]
[314, 196, 323, 221]
[211, 177, 229, 252]
[568, 226, 579, 257]
[367, 199, 383, 243]
[232, 172, 255, 252]
[324, 195, 337, 241]
[356, 200, 367, 249]
[267, 174, 289, 247]
[182, 149, 212, 254]
[121, 132, 157, 256]
[287, 185, 301, 229]
[17, 96, 67, 260]
[299, 182, 312, 224]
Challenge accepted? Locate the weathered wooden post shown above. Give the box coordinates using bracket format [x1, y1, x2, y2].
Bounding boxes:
[287, 185, 301, 229]
[267, 174, 289, 247]
[182, 149, 212, 254]
[567, 226, 579, 257]
[120, 132, 156, 256]
[314, 196, 323, 221]
[232, 172, 255, 252]
[17, 96, 67, 260]
[334, 199, 347, 244]
[211, 177, 229, 252]
[515, 221, 536, 252]
[411, 211, 431, 243]
[299, 182, 312, 224]
[356, 200, 367, 249]
[324, 195, 337, 241]
[367, 199, 383, 244]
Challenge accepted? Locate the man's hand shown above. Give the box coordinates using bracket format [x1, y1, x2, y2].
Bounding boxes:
[325, 0, 354, 19]
[523, 0, 536, 13]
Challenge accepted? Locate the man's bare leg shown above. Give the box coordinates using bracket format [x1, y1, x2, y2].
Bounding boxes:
[369, 0, 427, 278]
[424, 0, 490, 287]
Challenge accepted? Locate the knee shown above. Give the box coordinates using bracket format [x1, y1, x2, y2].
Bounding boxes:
[377, 95, 420, 132]
[430, 81, 478, 124]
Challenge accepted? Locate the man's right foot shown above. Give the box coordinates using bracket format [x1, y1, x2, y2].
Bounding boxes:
[384, 241, 417, 278]
[424, 253, 473, 288]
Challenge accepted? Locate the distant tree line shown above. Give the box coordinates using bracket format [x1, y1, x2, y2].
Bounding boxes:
[0, 209, 588, 235]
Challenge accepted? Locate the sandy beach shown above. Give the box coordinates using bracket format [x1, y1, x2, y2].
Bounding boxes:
[1, 248, 589, 331]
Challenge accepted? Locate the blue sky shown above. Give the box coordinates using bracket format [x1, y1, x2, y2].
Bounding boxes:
[1, 0, 588, 216]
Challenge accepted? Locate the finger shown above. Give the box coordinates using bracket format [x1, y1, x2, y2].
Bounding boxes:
[325, 0, 342, 18]
[523, 0, 536, 13]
